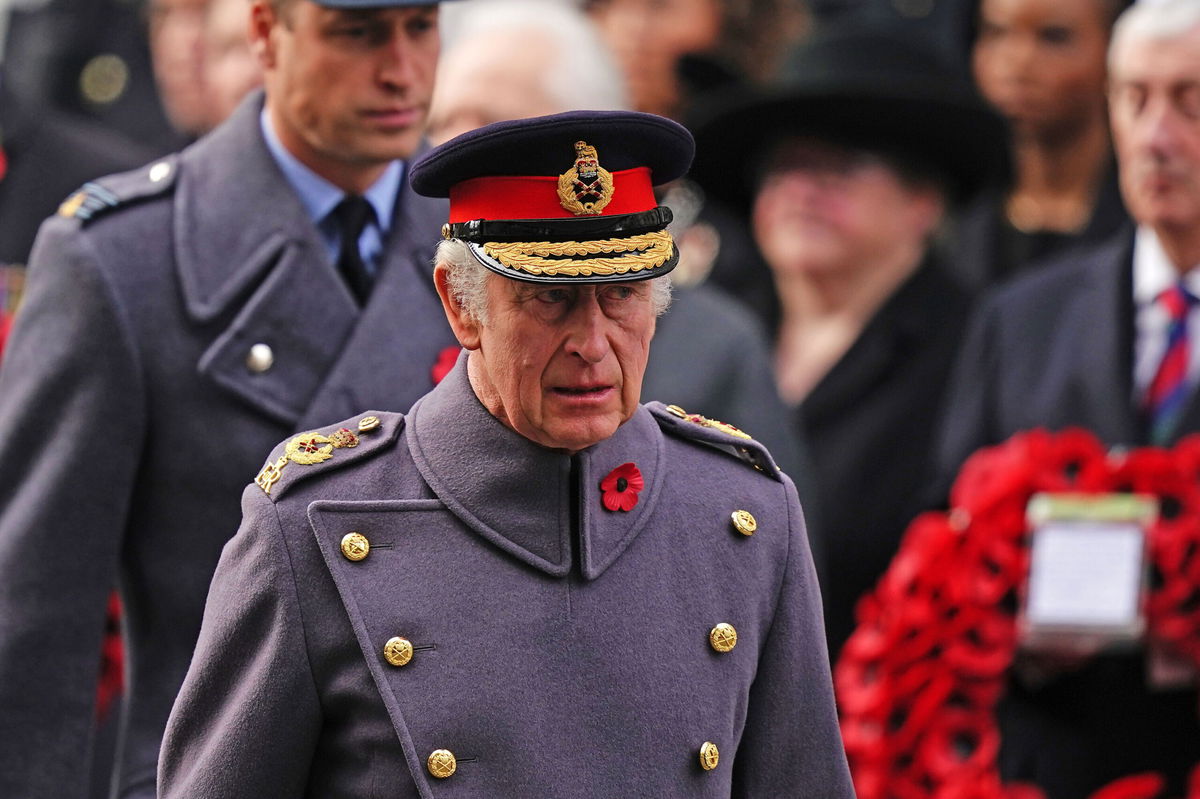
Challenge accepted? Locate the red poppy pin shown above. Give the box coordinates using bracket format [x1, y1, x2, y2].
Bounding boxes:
[600, 462, 643, 512]
[431, 345, 461, 384]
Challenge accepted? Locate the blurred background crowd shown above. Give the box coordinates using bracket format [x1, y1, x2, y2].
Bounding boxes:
[4, 0, 1196, 796]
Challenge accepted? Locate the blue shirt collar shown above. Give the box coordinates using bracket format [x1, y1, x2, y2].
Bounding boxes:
[259, 108, 403, 233]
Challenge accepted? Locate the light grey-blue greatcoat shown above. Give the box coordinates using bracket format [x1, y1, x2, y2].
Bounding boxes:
[158, 358, 855, 798]
[0, 93, 459, 799]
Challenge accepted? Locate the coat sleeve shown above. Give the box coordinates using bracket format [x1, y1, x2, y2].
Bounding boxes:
[0, 219, 147, 799]
[731, 476, 856, 797]
[158, 485, 322, 798]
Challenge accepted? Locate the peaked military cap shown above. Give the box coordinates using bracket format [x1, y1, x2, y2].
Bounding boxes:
[409, 110, 695, 284]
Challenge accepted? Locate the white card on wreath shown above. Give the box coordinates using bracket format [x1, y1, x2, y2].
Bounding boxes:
[1020, 493, 1157, 651]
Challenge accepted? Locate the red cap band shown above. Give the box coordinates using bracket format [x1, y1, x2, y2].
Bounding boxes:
[448, 167, 656, 223]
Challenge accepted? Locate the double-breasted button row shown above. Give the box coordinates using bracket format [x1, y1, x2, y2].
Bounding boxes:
[422, 744, 718, 778]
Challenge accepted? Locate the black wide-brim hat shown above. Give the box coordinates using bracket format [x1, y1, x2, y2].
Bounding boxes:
[410, 110, 695, 284]
[689, 25, 1011, 210]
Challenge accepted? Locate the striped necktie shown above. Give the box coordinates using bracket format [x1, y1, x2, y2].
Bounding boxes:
[1145, 282, 1197, 445]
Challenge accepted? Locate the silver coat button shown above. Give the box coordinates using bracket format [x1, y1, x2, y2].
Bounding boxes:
[246, 343, 274, 374]
[149, 161, 172, 183]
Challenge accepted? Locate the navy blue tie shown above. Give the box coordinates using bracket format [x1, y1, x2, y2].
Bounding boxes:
[333, 195, 375, 305]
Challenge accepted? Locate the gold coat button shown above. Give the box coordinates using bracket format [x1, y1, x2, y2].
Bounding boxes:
[245, 343, 274, 374]
[383, 636, 414, 667]
[731, 510, 757, 536]
[666, 404, 688, 419]
[709, 623, 738, 653]
[699, 741, 720, 771]
[340, 532, 370, 562]
[358, 415, 381, 433]
[427, 749, 457, 778]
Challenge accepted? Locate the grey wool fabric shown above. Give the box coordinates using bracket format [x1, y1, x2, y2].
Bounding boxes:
[159, 357, 855, 797]
[0, 91, 459, 799]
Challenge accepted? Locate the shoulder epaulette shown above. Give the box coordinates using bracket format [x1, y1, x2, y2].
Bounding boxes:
[57, 156, 180, 224]
[648, 402, 782, 481]
[253, 411, 405, 501]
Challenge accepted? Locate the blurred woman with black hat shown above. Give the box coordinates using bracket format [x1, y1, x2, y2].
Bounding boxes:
[690, 23, 1010, 658]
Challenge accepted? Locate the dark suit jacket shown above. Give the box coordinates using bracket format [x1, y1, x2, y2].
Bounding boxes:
[159, 361, 855, 798]
[0, 93, 459, 799]
[934, 227, 1200, 799]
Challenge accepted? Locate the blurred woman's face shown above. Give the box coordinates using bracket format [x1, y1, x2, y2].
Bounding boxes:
[972, 0, 1111, 140]
[752, 139, 943, 280]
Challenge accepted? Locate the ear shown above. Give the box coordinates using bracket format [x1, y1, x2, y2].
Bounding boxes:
[434, 263, 483, 350]
[249, 1, 277, 69]
[908, 185, 946, 241]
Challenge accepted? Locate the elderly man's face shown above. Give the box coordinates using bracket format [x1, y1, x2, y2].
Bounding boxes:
[1110, 25, 1200, 240]
[442, 271, 657, 452]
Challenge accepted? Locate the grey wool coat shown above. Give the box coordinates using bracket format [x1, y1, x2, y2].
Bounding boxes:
[159, 359, 855, 798]
[0, 93, 459, 799]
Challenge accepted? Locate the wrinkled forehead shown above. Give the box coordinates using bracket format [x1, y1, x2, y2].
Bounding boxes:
[1110, 18, 1200, 82]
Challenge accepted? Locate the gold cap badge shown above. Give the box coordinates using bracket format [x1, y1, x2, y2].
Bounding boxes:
[557, 140, 615, 216]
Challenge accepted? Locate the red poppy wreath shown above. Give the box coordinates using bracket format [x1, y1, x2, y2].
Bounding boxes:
[837, 428, 1200, 799]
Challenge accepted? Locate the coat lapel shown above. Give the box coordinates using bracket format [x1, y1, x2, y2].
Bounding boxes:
[802, 261, 958, 426]
[179, 94, 360, 427]
[1073, 233, 1140, 444]
[179, 95, 456, 429]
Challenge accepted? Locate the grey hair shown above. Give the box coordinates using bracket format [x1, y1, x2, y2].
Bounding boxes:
[437, 0, 629, 112]
[436, 238, 673, 323]
[1110, 0, 1200, 71]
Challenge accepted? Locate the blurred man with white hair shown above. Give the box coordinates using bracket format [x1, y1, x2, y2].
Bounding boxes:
[936, 0, 1200, 794]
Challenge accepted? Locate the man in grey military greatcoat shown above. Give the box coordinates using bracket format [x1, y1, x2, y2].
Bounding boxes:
[159, 111, 854, 797]
[0, 1, 462, 797]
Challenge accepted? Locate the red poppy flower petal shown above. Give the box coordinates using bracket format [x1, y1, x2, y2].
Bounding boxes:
[599, 463, 643, 512]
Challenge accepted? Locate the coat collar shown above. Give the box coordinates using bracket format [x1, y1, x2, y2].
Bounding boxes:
[174, 92, 313, 322]
[172, 92, 442, 324]
[407, 355, 665, 579]
[802, 257, 969, 421]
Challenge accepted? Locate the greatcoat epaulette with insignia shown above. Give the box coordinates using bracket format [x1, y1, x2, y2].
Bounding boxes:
[57, 156, 180, 225]
[253, 411, 405, 501]
[648, 402, 783, 480]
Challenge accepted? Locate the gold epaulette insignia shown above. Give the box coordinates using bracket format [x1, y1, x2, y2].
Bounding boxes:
[255, 425, 365, 495]
[665, 404, 753, 440]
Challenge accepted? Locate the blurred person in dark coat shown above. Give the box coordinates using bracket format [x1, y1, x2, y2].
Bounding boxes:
[0, 82, 153, 271]
[0, 1, 462, 797]
[691, 25, 1009, 658]
[427, 0, 811, 492]
[951, 0, 1130, 290]
[934, 1, 1200, 795]
[159, 109, 854, 798]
